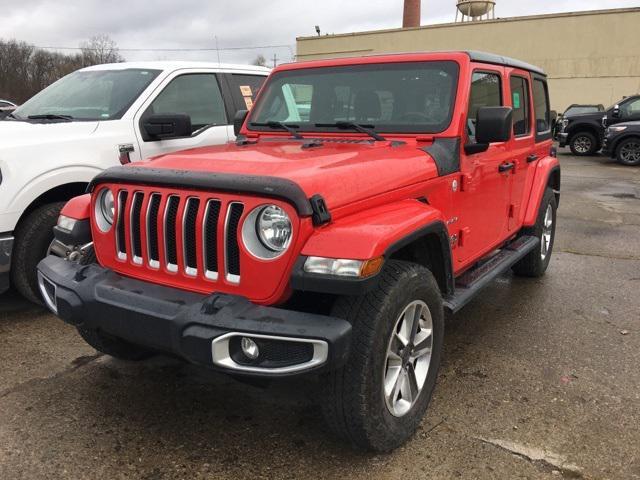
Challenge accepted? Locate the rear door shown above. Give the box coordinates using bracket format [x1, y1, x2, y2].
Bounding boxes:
[506, 69, 536, 231]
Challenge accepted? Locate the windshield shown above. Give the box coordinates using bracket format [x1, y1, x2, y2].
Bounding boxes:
[249, 61, 459, 134]
[13, 68, 161, 121]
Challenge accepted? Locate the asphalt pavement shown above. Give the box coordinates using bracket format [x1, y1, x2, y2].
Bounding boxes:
[1, 151, 639, 479]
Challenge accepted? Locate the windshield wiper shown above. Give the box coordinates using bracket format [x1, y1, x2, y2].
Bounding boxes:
[315, 121, 386, 141]
[250, 121, 303, 139]
[27, 114, 73, 121]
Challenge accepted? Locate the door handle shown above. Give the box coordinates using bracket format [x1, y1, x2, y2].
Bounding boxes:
[498, 162, 515, 173]
[527, 154, 539, 163]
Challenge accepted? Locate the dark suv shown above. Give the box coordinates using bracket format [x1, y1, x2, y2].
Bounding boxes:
[552, 104, 603, 140]
[558, 95, 640, 156]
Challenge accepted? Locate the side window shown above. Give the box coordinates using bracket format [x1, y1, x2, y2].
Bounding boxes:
[532, 78, 551, 135]
[510, 76, 531, 136]
[146, 74, 226, 133]
[467, 71, 502, 140]
[227, 74, 266, 110]
[620, 98, 640, 119]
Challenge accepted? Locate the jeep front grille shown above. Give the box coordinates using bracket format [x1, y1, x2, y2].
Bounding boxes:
[113, 189, 245, 283]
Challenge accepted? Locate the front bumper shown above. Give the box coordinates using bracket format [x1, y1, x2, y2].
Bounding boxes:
[0, 234, 14, 294]
[37, 256, 352, 377]
[558, 133, 569, 148]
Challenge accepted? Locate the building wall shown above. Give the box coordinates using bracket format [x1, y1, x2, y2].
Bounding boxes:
[296, 8, 640, 111]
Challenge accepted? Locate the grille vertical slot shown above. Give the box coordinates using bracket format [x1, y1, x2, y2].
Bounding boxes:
[164, 195, 180, 272]
[146, 193, 161, 268]
[183, 197, 200, 276]
[130, 192, 144, 264]
[203, 199, 221, 280]
[224, 202, 244, 283]
[116, 190, 129, 260]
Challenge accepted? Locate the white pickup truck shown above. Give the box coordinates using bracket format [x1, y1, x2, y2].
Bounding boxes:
[0, 61, 269, 302]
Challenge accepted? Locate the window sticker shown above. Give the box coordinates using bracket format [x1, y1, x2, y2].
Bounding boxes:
[244, 96, 254, 109]
[240, 85, 253, 97]
[513, 92, 521, 109]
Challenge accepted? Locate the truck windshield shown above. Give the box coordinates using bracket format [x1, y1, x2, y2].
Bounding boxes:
[248, 61, 459, 134]
[13, 68, 161, 121]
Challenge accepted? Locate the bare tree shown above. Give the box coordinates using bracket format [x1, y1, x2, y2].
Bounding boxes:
[252, 54, 267, 67]
[80, 34, 124, 66]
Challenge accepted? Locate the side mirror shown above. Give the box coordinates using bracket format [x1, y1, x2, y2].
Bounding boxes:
[142, 114, 191, 141]
[612, 105, 621, 118]
[234, 109, 249, 137]
[465, 106, 513, 155]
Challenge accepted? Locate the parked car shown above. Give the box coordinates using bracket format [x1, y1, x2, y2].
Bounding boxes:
[0, 61, 269, 302]
[0, 99, 17, 119]
[602, 120, 640, 166]
[552, 103, 604, 139]
[37, 51, 559, 451]
[558, 94, 640, 155]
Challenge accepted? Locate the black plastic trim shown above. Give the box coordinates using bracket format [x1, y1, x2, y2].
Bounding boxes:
[53, 219, 91, 246]
[88, 166, 314, 217]
[420, 138, 460, 176]
[37, 255, 352, 377]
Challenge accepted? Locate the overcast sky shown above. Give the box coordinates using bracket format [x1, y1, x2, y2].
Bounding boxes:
[2, 0, 639, 65]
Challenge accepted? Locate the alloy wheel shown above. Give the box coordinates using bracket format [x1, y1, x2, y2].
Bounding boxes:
[573, 135, 592, 154]
[541, 204, 553, 260]
[620, 141, 640, 164]
[383, 300, 433, 417]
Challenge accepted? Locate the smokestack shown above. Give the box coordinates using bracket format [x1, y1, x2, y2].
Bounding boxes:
[403, 0, 421, 28]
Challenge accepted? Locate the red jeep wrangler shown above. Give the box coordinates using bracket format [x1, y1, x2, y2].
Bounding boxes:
[38, 51, 559, 451]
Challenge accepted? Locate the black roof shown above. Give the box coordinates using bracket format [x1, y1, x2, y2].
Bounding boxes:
[465, 51, 545, 76]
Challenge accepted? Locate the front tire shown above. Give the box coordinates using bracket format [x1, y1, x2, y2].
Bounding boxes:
[569, 131, 598, 156]
[11, 202, 65, 304]
[321, 260, 444, 452]
[615, 137, 640, 166]
[512, 188, 557, 277]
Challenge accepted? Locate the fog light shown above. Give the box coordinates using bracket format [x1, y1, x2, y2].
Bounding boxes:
[241, 337, 259, 359]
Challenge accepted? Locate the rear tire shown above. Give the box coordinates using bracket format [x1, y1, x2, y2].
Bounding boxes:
[512, 188, 557, 277]
[77, 327, 153, 361]
[320, 260, 444, 452]
[615, 137, 640, 166]
[11, 202, 65, 304]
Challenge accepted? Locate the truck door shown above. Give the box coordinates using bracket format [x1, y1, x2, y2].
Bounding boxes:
[455, 67, 512, 266]
[506, 70, 536, 231]
[134, 71, 231, 160]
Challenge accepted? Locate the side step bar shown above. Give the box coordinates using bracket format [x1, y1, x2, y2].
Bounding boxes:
[443, 235, 539, 314]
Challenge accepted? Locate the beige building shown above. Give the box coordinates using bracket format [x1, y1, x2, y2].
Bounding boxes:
[296, 7, 640, 111]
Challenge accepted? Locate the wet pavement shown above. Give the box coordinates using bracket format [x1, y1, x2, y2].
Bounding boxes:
[1, 151, 639, 479]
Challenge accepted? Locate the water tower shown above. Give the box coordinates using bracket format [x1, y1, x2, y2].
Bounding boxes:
[455, 0, 496, 22]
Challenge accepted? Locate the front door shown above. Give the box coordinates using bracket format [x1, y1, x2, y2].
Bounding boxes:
[455, 67, 513, 266]
[135, 71, 231, 160]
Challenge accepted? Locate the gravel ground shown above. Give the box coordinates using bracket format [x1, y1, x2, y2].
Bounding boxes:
[1, 151, 639, 480]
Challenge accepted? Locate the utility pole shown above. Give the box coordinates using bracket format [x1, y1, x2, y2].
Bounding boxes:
[272, 53, 279, 68]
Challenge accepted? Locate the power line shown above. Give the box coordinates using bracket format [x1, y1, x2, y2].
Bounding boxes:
[33, 44, 294, 53]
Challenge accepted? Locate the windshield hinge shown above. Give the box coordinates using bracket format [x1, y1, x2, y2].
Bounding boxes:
[310, 194, 331, 226]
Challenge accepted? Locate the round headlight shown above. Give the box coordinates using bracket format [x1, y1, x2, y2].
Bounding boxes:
[257, 205, 292, 252]
[94, 188, 115, 232]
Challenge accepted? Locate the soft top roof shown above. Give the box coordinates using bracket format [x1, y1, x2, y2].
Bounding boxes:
[278, 51, 546, 76]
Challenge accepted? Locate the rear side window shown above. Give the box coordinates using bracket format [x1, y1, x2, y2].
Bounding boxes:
[532, 78, 551, 135]
[510, 76, 531, 136]
[467, 71, 502, 140]
[146, 73, 227, 132]
[227, 74, 266, 110]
